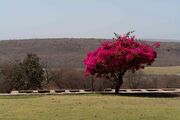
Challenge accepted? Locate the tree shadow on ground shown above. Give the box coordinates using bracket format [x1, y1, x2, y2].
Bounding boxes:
[100, 93, 180, 98]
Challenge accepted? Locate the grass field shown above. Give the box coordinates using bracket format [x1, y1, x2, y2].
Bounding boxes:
[143, 66, 180, 75]
[0, 95, 180, 120]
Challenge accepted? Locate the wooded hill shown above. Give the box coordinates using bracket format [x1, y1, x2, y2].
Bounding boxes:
[0, 38, 180, 68]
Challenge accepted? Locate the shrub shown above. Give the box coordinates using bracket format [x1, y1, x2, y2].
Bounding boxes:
[10, 53, 45, 90]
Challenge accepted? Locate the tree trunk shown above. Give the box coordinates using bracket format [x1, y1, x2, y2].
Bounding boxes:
[91, 76, 94, 91]
[115, 75, 123, 94]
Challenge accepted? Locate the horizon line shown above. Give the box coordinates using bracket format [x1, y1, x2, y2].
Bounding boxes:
[0, 37, 180, 42]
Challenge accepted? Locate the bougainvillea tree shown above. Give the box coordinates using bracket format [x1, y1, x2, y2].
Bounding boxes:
[84, 32, 160, 94]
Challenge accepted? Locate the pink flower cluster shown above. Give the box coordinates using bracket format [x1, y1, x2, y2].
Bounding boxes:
[84, 34, 160, 77]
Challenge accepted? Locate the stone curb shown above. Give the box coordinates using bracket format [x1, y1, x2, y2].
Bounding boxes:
[0, 89, 179, 96]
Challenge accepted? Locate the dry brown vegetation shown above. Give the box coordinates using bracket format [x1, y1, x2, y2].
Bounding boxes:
[0, 38, 180, 92]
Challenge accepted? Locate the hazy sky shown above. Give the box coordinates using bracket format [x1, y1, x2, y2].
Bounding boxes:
[0, 0, 180, 40]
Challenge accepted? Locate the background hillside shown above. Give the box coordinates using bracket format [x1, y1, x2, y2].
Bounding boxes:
[0, 38, 180, 68]
[0, 38, 180, 92]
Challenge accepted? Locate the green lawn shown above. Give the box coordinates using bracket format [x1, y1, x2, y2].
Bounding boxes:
[0, 95, 180, 120]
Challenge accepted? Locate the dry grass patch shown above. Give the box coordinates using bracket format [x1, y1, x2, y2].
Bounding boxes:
[143, 66, 180, 75]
